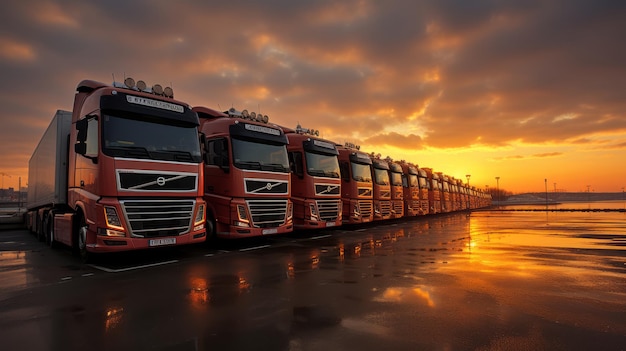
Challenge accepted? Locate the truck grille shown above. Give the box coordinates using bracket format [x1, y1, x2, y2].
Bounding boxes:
[380, 200, 392, 217]
[246, 199, 288, 228]
[358, 200, 373, 218]
[393, 200, 404, 215]
[316, 199, 341, 221]
[118, 171, 197, 192]
[315, 184, 340, 195]
[245, 179, 288, 194]
[120, 199, 194, 238]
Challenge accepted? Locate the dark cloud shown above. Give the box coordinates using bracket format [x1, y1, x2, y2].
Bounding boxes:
[1, 0, 625, 189]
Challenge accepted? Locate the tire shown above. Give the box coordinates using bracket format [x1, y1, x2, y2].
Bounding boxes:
[36, 214, 45, 242]
[45, 213, 57, 248]
[205, 216, 216, 243]
[78, 224, 90, 263]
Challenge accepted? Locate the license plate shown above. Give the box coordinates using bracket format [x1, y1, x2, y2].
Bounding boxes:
[262, 228, 278, 235]
[325, 222, 336, 227]
[149, 238, 176, 247]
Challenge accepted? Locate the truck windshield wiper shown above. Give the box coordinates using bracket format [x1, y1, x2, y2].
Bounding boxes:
[160, 150, 194, 161]
[325, 171, 340, 178]
[307, 169, 326, 177]
[106, 146, 151, 157]
[235, 160, 262, 170]
[262, 163, 289, 172]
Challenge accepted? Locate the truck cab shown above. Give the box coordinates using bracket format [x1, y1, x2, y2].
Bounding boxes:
[283, 124, 342, 230]
[194, 107, 293, 239]
[423, 168, 441, 214]
[385, 158, 404, 219]
[369, 154, 392, 221]
[27, 78, 207, 261]
[400, 161, 421, 217]
[337, 143, 373, 224]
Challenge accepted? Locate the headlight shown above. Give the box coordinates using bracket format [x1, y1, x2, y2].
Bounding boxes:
[104, 206, 124, 230]
[237, 205, 249, 221]
[194, 204, 205, 225]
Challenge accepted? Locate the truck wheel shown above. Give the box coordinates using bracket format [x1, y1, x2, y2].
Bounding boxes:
[205, 216, 216, 243]
[45, 213, 57, 248]
[36, 214, 45, 242]
[78, 225, 91, 263]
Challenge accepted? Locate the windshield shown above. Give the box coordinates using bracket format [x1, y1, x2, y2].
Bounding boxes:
[305, 151, 340, 178]
[419, 176, 429, 189]
[373, 168, 390, 185]
[232, 138, 289, 172]
[390, 171, 403, 186]
[408, 174, 418, 188]
[351, 162, 372, 182]
[102, 114, 201, 163]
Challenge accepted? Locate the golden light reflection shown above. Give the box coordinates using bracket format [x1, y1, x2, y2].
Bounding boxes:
[374, 286, 436, 307]
[339, 243, 345, 262]
[238, 275, 250, 292]
[286, 261, 295, 279]
[104, 306, 124, 332]
[354, 243, 362, 257]
[311, 254, 320, 269]
[188, 277, 210, 308]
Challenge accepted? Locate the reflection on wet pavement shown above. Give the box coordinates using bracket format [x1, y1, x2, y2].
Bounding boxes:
[1, 211, 625, 350]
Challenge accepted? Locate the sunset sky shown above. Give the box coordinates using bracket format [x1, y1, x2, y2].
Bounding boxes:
[1, 1, 625, 194]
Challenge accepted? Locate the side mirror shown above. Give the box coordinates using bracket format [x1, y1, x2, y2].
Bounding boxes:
[75, 143, 87, 155]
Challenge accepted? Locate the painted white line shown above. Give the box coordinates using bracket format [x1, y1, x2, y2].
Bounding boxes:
[204, 253, 215, 257]
[239, 245, 270, 252]
[309, 234, 332, 240]
[61, 276, 72, 281]
[89, 260, 179, 273]
[355, 228, 367, 232]
[82, 273, 94, 277]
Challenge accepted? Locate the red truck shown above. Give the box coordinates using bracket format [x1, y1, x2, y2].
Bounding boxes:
[369, 154, 392, 221]
[26, 78, 206, 261]
[337, 143, 373, 224]
[283, 124, 342, 230]
[193, 107, 293, 239]
[385, 158, 404, 219]
[438, 172, 452, 213]
[417, 166, 430, 215]
[399, 161, 421, 217]
[423, 168, 441, 214]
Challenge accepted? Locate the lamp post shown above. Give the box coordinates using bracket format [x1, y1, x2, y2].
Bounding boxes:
[543, 178, 548, 211]
[495, 176, 500, 209]
[466, 174, 471, 210]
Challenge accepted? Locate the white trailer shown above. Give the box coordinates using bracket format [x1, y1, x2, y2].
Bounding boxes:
[26, 110, 72, 239]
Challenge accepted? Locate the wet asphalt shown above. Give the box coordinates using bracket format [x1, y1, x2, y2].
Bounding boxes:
[0, 210, 625, 351]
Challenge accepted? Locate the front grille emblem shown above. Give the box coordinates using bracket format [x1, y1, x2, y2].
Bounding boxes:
[157, 176, 166, 186]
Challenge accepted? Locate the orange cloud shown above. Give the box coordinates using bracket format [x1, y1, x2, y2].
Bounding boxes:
[364, 132, 425, 150]
[0, 37, 36, 62]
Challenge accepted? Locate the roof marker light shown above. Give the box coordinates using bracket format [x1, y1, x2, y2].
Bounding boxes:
[136, 80, 147, 91]
[124, 77, 135, 89]
[152, 84, 164, 95]
[164, 86, 174, 98]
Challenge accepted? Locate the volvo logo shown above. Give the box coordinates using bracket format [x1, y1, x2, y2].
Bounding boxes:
[156, 176, 166, 186]
[265, 182, 273, 190]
